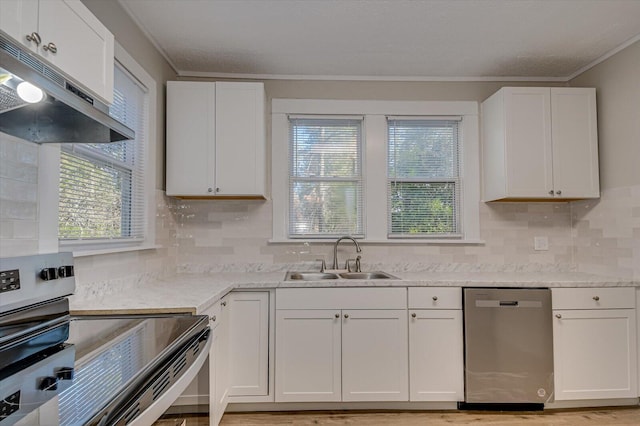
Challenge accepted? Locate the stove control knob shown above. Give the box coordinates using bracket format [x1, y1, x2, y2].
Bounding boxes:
[40, 267, 59, 281]
[58, 265, 74, 278]
[40, 376, 59, 391]
[56, 367, 75, 381]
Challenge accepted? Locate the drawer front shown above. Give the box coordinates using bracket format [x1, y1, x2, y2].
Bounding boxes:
[408, 287, 462, 309]
[552, 287, 636, 310]
[276, 287, 407, 310]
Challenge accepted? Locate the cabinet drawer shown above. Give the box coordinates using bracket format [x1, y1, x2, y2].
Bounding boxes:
[552, 287, 635, 310]
[408, 287, 461, 309]
[276, 288, 406, 310]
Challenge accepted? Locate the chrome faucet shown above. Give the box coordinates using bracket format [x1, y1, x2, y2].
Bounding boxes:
[332, 236, 362, 270]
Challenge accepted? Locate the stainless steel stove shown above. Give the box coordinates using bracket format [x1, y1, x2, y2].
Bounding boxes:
[0, 253, 211, 426]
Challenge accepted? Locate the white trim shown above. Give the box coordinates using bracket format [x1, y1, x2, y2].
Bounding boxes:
[117, 0, 179, 74]
[567, 33, 640, 81]
[70, 244, 161, 257]
[178, 70, 568, 82]
[272, 98, 482, 244]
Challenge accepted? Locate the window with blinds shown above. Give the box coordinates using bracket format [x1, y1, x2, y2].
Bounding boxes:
[58, 64, 147, 241]
[387, 118, 461, 238]
[289, 117, 363, 238]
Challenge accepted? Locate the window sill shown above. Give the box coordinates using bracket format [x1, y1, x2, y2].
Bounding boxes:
[268, 239, 485, 245]
[61, 244, 162, 258]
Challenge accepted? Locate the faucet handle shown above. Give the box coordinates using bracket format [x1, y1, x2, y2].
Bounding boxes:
[344, 258, 356, 272]
[355, 255, 361, 273]
[316, 258, 326, 273]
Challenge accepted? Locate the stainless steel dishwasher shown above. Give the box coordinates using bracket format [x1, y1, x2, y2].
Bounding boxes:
[461, 288, 554, 410]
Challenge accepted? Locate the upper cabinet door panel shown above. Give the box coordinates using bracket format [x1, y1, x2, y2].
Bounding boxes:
[503, 87, 553, 198]
[166, 81, 216, 196]
[0, 0, 39, 51]
[215, 82, 266, 196]
[551, 88, 599, 198]
[37, 0, 114, 103]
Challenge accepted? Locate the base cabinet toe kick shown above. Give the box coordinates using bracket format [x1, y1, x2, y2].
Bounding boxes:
[175, 286, 639, 424]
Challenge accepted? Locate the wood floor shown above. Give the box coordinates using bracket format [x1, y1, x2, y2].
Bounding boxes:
[157, 406, 640, 426]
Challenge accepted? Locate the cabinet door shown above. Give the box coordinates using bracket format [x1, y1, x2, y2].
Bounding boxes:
[504, 87, 554, 198]
[409, 309, 464, 401]
[553, 309, 638, 400]
[342, 309, 409, 402]
[37, 0, 114, 104]
[215, 82, 265, 196]
[229, 292, 269, 397]
[0, 0, 39, 52]
[550, 88, 599, 198]
[275, 310, 341, 402]
[213, 297, 231, 424]
[166, 81, 216, 196]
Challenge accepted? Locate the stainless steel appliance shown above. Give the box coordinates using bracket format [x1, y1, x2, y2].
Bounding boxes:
[0, 253, 211, 425]
[462, 288, 554, 409]
[0, 33, 134, 144]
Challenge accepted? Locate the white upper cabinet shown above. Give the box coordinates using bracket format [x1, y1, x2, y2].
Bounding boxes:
[0, 0, 114, 104]
[166, 81, 266, 199]
[482, 87, 599, 201]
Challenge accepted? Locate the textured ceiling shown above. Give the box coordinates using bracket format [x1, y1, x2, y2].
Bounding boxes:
[119, 0, 640, 80]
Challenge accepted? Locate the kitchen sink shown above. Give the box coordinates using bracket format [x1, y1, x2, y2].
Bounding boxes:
[284, 272, 340, 281]
[284, 271, 397, 281]
[338, 271, 397, 279]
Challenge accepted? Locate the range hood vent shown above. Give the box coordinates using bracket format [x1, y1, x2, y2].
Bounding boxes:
[0, 34, 134, 144]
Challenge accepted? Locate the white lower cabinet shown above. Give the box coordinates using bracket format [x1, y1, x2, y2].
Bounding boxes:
[408, 288, 464, 402]
[228, 291, 270, 397]
[275, 288, 408, 403]
[210, 295, 230, 426]
[552, 288, 638, 401]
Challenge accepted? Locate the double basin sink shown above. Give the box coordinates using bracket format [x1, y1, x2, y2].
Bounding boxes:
[285, 271, 398, 281]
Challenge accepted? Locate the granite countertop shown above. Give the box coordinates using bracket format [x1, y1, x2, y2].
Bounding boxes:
[69, 271, 639, 316]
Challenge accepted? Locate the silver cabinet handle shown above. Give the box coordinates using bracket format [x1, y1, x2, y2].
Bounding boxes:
[556, 190, 562, 195]
[555, 314, 562, 319]
[216, 187, 220, 193]
[26, 32, 41, 45]
[432, 296, 438, 301]
[344, 314, 349, 319]
[548, 190, 554, 195]
[411, 313, 417, 318]
[207, 187, 213, 193]
[221, 301, 227, 307]
[335, 313, 340, 318]
[210, 315, 216, 322]
[42, 42, 57, 53]
[593, 296, 600, 301]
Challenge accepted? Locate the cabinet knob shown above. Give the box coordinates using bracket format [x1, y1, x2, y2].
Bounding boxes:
[555, 190, 562, 195]
[216, 187, 220, 193]
[42, 42, 57, 54]
[432, 296, 438, 301]
[207, 187, 213, 193]
[26, 32, 41, 45]
[210, 315, 216, 322]
[411, 313, 417, 318]
[592, 296, 600, 301]
[221, 301, 227, 307]
[548, 190, 554, 195]
[344, 314, 349, 319]
[335, 313, 340, 318]
[555, 314, 562, 319]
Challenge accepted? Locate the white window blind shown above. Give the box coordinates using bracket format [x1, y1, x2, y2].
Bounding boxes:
[58, 64, 147, 241]
[387, 118, 461, 238]
[289, 117, 363, 238]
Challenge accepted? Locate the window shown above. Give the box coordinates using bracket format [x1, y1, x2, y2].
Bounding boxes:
[271, 99, 480, 243]
[387, 118, 461, 238]
[288, 117, 363, 238]
[58, 64, 147, 243]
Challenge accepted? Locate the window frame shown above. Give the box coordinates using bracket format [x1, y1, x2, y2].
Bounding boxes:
[39, 43, 157, 255]
[271, 99, 481, 244]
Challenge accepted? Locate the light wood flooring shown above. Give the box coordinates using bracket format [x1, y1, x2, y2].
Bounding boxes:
[157, 406, 640, 426]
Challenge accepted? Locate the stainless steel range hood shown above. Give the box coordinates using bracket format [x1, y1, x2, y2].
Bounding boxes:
[0, 34, 134, 144]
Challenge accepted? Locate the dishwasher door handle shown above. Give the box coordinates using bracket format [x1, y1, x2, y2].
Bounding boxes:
[499, 301, 519, 306]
